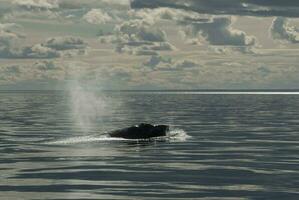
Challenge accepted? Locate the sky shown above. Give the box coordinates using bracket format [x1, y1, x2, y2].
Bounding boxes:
[0, 0, 299, 90]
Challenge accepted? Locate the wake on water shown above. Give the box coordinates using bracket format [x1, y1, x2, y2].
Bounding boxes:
[46, 127, 190, 145]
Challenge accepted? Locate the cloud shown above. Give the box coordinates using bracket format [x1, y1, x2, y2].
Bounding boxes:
[0, 65, 21, 83]
[100, 19, 175, 55]
[129, 7, 203, 24]
[144, 55, 199, 71]
[34, 60, 58, 71]
[182, 17, 256, 46]
[130, 7, 256, 50]
[1, 32, 87, 59]
[131, 0, 299, 18]
[43, 36, 87, 50]
[271, 17, 299, 43]
[1, 0, 59, 20]
[0, 27, 60, 59]
[0, 29, 19, 49]
[83, 9, 113, 24]
[116, 20, 167, 42]
[1, 44, 60, 59]
[209, 46, 258, 55]
[101, 65, 133, 82]
[0, 23, 20, 30]
[13, 0, 59, 11]
[2, 0, 129, 21]
[0, 61, 65, 85]
[17, 44, 60, 58]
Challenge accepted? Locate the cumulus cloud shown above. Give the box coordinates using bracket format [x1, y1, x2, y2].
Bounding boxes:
[209, 46, 258, 55]
[131, 0, 299, 18]
[0, 23, 20, 31]
[144, 55, 199, 71]
[271, 17, 299, 43]
[2, 0, 129, 21]
[101, 65, 133, 82]
[0, 65, 21, 83]
[130, 7, 256, 50]
[13, 0, 59, 11]
[83, 9, 113, 24]
[1, 32, 87, 59]
[0, 29, 59, 59]
[116, 20, 167, 42]
[34, 60, 58, 71]
[0, 29, 19, 50]
[43, 36, 87, 50]
[0, 0, 59, 20]
[99, 19, 175, 55]
[1, 45, 60, 59]
[0, 61, 65, 85]
[14, 44, 59, 58]
[129, 7, 204, 24]
[182, 17, 256, 47]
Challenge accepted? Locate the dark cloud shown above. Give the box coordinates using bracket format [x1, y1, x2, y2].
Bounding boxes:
[144, 55, 198, 71]
[131, 0, 299, 18]
[182, 17, 256, 46]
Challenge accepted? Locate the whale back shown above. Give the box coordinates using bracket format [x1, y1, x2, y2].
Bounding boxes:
[109, 123, 169, 139]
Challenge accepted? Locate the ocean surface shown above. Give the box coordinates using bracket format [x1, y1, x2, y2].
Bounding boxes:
[1, 91, 299, 200]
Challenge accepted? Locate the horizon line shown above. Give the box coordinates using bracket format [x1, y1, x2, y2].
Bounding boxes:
[1, 89, 299, 95]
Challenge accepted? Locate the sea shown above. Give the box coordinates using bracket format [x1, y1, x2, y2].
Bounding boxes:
[1, 90, 299, 200]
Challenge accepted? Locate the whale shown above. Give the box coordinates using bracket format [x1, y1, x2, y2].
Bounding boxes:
[108, 123, 169, 139]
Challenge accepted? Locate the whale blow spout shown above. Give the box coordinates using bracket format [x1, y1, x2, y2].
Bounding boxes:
[109, 123, 169, 139]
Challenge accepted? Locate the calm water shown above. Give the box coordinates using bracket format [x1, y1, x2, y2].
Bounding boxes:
[1, 91, 299, 200]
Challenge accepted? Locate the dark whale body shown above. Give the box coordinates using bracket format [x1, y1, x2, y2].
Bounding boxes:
[109, 123, 169, 139]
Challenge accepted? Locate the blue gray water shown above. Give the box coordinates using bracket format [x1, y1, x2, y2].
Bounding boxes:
[1, 91, 299, 200]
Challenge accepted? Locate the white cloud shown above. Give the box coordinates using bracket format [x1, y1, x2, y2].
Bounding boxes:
[83, 9, 113, 24]
[99, 19, 175, 55]
[13, 0, 59, 10]
[271, 17, 299, 43]
[0, 23, 20, 31]
[115, 20, 167, 43]
[129, 7, 204, 24]
[20, 44, 60, 58]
